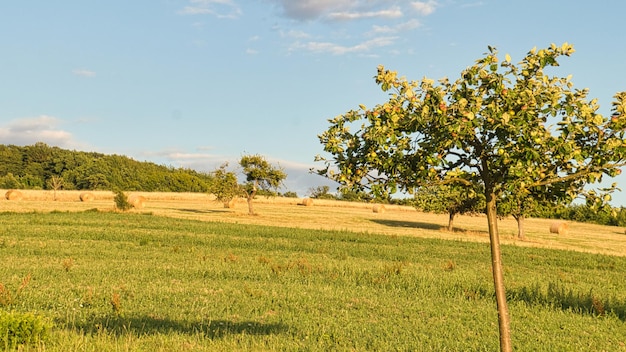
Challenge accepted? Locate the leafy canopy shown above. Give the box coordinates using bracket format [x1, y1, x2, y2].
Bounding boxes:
[240, 154, 286, 192]
[317, 43, 626, 203]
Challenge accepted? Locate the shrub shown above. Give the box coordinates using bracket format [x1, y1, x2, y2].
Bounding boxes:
[113, 190, 132, 211]
[0, 311, 52, 348]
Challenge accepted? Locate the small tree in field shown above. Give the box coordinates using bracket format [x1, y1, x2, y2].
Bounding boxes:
[240, 154, 286, 215]
[308, 185, 334, 199]
[113, 190, 132, 211]
[210, 163, 241, 207]
[316, 43, 626, 351]
[47, 175, 64, 201]
[413, 184, 484, 231]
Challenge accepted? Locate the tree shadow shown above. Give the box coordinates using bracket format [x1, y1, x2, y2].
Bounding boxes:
[176, 208, 231, 214]
[60, 314, 288, 338]
[508, 283, 626, 321]
[369, 219, 443, 231]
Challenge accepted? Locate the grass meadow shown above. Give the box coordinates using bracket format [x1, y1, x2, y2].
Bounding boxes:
[1, 190, 626, 351]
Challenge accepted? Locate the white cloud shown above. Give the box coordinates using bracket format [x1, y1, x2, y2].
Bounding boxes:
[327, 6, 403, 21]
[270, 0, 410, 22]
[272, 0, 354, 21]
[0, 116, 80, 148]
[292, 36, 397, 55]
[267, 1, 432, 56]
[280, 29, 311, 40]
[411, 1, 438, 16]
[246, 48, 259, 55]
[369, 19, 421, 35]
[72, 69, 96, 78]
[178, 0, 242, 19]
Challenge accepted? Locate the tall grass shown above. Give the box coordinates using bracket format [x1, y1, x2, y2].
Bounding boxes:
[0, 211, 625, 351]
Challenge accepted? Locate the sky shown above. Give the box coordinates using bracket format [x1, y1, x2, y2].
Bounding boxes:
[1, 1, 625, 203]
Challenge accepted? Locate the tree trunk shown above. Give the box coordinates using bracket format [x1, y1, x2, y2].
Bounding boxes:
[246, 182, 257, 215]
[246, 193, 255, 215]
[447, 211, 456, 231]
[486, 191, 512, 352]
[514, 214, 525, 239]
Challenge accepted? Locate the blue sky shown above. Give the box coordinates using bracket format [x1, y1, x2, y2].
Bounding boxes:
[1, 1, 625, 203]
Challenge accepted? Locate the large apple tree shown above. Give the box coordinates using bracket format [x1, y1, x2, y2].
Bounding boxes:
[316, 43, 626, 351]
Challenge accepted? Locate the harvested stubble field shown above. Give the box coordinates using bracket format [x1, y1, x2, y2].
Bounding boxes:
[1, 189, 626, 351]
[3, 189, 626, 257]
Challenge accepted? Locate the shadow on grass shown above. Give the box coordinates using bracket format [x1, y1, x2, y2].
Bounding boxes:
[369, 219, 442, 231]
[508, 282, 626, 321]
[176, 208, 231, 214]
[62, 315, 288, 338]
[370, 219, 487, 234]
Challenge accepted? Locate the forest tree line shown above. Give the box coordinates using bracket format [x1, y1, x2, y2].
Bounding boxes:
[0, 143, 212, 192]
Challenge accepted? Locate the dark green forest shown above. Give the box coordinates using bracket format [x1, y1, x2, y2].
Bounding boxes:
[0, 143, 212, 192]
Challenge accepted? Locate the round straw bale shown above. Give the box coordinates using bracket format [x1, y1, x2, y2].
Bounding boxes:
[300, 198, 314, 206]
[79, 192, 95, 202]
[549, 222, 569, 235]
[128, 195, 146, 209]
[224, 199, 236, 208]
[5, 189, 23, 201]
[372, 204, 386, 213]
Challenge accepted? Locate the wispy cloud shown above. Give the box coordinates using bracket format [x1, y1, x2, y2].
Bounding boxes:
[178, 0, 242, 19]
[279, 29, 311, 40]
[72, 69, 96, 78]
[411, 1, 438, 16]
[327, 6, 403, 21]
[270, 1, 438, 22]
[272, 0, 354, 21]
[267, 1, 433, 56]
[369, 19, 421, 35]
[292, 36, 397, 55]
[0, 116, 81, 148]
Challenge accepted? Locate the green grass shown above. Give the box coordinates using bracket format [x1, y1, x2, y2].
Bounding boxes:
[1, 210, 625, 351]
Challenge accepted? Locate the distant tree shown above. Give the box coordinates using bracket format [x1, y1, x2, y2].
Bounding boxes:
[240, 154, 287, 215]
[0, 145, 24, 176]
[316, 44, 626, 350]
[336, 188, 373, 202]
[47, 176, 64, 201]
[282, 191, 299, 198]
[413, 184, 485, 231]
[0, 173, 21, 189]
[113, 190, 132, 211]
[308, 185, 335, 199]
[210, 163, 242, 206]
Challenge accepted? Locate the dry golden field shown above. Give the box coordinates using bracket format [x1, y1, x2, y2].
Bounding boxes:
[2, 189, 625, 257]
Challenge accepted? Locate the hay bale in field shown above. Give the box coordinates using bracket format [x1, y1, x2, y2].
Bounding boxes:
[5, 190, 23, 201]
[224, 199, 236, 208]
[372, 204, 386, 213]
[300, 198, 314, 206]
[549, 222, 569, 235]
[129, 195, 146, 209]
[79, 192, 95, 202]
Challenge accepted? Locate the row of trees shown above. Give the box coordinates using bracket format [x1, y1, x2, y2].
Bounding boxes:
[316, 43, 626, 350]
[0, 143, 288, 215]
[211, 155, 287, 215]
[406, 183, 626, 233]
